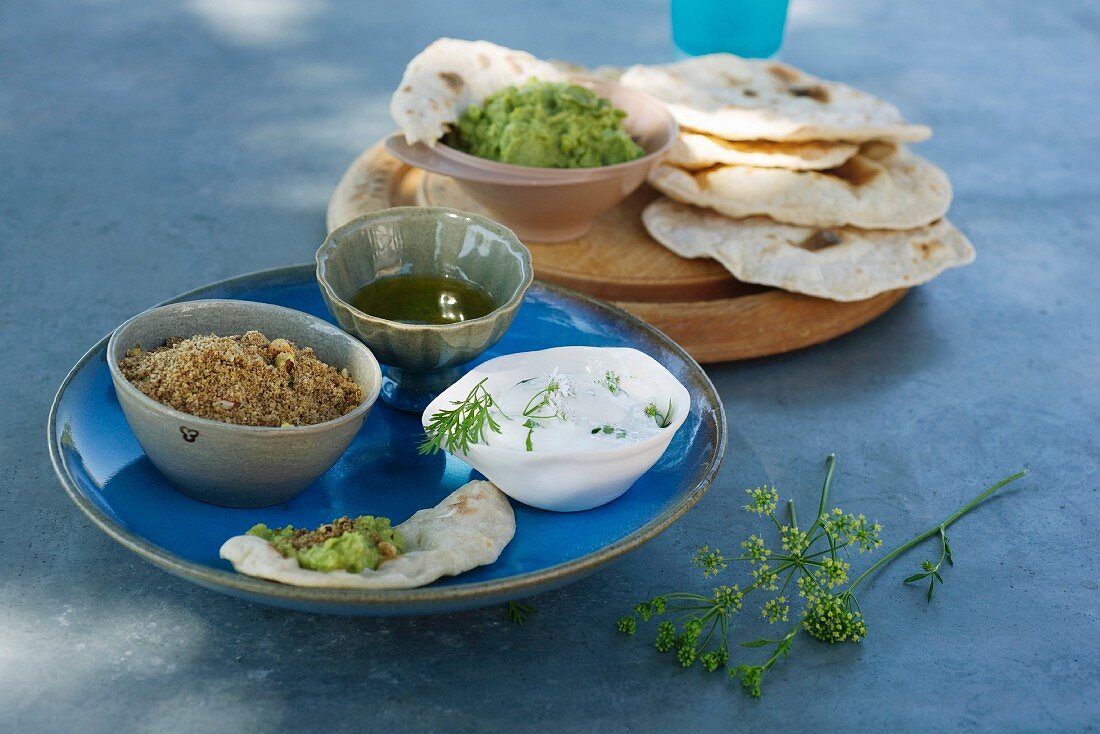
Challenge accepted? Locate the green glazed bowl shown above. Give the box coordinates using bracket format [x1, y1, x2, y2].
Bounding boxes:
[316, 207, 534, 412]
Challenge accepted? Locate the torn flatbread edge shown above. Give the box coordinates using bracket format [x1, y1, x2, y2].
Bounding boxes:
[641, 197, 975, 302]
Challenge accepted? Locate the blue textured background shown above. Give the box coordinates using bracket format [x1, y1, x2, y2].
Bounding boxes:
[2, 0, 1097, 730]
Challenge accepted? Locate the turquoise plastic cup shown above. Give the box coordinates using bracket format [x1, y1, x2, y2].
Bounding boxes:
[671, 0, 790, 58]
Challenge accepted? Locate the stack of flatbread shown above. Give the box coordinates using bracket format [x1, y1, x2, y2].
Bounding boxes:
[619, 55, 975, 301]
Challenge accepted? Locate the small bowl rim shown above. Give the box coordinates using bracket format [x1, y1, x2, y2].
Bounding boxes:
[315, 206, 535, 333]
[421, 346, 690, 460]
[393, 76, 679, 183]
[106, 298, 383, 435]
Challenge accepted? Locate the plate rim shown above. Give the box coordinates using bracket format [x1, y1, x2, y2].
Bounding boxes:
[47, 264, 727, 610]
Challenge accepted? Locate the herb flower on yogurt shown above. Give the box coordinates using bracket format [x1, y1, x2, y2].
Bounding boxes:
[520, 369, 576, 451]
[599, 369, 622, 396]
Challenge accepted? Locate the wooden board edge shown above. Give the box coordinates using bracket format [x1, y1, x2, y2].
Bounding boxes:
[616, 288, 909, 363]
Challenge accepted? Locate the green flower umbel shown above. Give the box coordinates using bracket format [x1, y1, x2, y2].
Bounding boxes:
[614, 454, 1027, 698]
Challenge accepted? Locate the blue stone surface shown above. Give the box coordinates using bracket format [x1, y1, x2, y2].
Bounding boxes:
[2, 0, 1097, 730]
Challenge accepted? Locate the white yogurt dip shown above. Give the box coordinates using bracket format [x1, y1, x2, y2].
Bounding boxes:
[489, 367, 672, 452]
[421, 346, 691, 512]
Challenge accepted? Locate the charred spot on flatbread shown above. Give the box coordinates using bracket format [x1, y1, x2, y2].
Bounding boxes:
[912, 238, 945, 260]
[789, 85, 830, 103]
[438, 71, 465, 92]
[691, 165, 723, 189]
[768, 64, 800, 83]
[742, 88, 758, 97]
[825, 156, 881, 186]
[733, 139, 786, 154]
[449, 493, 477, 515]
[799, 229, 844, 251]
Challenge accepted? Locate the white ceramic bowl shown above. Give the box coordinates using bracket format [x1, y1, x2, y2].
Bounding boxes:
[422, 346, 690, 512]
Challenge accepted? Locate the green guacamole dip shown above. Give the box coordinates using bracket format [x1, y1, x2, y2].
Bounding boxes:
[446, 81, 645, 168]
[247, 515, 404, 573]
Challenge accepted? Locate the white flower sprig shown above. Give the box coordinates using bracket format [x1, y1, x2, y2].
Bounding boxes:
[599, 369, 622, 396]
[520, 368, 575, 451]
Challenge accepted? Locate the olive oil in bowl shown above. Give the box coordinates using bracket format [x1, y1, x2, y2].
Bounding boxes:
[350, 274, 497, 325]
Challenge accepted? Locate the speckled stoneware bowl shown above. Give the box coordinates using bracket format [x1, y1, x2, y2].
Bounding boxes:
[107, 299, 382, 508]
[316, 207, 533, 413]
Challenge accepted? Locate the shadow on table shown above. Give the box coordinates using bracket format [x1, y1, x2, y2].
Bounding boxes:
[709, 289, 951, 410]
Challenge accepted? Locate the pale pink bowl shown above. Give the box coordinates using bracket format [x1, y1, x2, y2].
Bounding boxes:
[385, 77, 677, 243]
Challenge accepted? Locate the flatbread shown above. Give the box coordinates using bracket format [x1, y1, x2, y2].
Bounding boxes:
[391, 38, 565, 146]
[665, 132, 859, 171]
[649, 143, 951, 230]
[219, 481, 515, 589]
[642, 197, 975, 301]
[620, 55, 931, 143]
[550, 60, 622, 81]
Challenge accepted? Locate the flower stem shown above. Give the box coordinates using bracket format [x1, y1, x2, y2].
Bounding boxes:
[808, 454, 838, 534]
[763, 621, 801, 670]
[847, 470, 1026, 591]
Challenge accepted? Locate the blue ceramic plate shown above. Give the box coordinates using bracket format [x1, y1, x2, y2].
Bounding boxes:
[48, 265, 726, 615]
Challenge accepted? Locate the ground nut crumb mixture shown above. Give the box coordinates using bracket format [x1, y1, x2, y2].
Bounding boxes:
[118, 331, 363, 427]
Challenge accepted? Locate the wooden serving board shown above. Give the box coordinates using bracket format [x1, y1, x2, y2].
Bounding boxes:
[327, 143, 907, 363]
